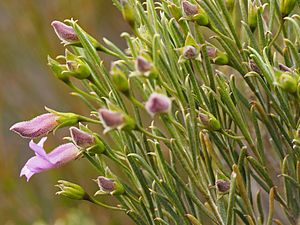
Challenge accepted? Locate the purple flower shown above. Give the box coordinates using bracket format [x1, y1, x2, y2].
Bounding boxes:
[182, 1, 199, 16]
[20, 137, 78, 181]
[183, 45, 198, 59]
[69, 127, 95, 148]
[98, 109, 124, 128]
[10, 113, 58, 139]
[145, 93, 171, 116]
[51, 21, 79, 44]
[136, 56, 153, 73]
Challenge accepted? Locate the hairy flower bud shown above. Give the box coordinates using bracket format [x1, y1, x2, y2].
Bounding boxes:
[70, 127, 95, 148]
[98, 108, 136, 132]
[248, 2, 258, 31]
[48, 56, 70, 83]
[95, 176, 124, 195]
[183, 45, 198, 60]
[51, 21, 79, 44]
[182, 1, 199, 16]
[99, 109, 124, 128]
[10, 113, 58, 139]
[199, 112, 221, 131]
[145, 93, 172, 116]
[278, 72, 298, 93]
[280, 0, 297, 17]
[56, 180, 88, 200]
[136, 56, 153, 73]
[216, 180, 230, 192]
[64, 49, 90, 80]
[206, 46, 229, 65]
[182, 1, 209, 26]
[110, 63, 129, 95]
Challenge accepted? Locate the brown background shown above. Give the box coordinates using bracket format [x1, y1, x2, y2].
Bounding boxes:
[0, 1, 132, 224]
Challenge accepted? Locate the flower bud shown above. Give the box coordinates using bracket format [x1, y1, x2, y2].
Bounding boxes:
[136, 56, 153, 73]
[120, 0, 135, 28]
[69, 126, 105, 154]
[70, 127, 95, 148]
[95, 176, 124, 195]
[56, 180, 88, 200]
[199, 112, 221, 131]
[182, 1, 199, 16]
[279, 63, 292, 72]
[10, 113, 59, 139]
[98, 108, 135, 132]
[249, 59, 261, 74]
[248, 2, 258, 31]
[145, 93, 172, 116]
[280, 0, 297, 17]
[183, 45, 198, 60]
[110, 63, 129, 95]
[206, 46, 229, 65]
[182, 1, 209, 26]
[51, 21, 79, 45]
[64, 49, 90, 80]
[168, 2, 182, 21]
[278, 72, 298, 93]
[216, 180, 230, 192]
[48, 56, 70, 83]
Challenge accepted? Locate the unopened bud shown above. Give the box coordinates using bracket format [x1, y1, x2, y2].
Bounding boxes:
[182, 1, 209, 26]
[280, 0, 297, 17]
[279, 63, 292, 72]
[95, 176, 124, 195]
[64, 50, 90, 80]
[110, 63, 129, 95]
[98, 108, 135, 132]
[206, 46, 229, 65]
[145, 93, 172, 116]
[136, 56, 153, 73]
[51, 21, 79, 45]
[182, 1, 199, 16]
[278, 72, 298, 93]
[48, 56, 70, 83]
[56, 180, 88, 200]
[249, 59, 261, 74]
[120, 0, 135, 28]
[70, 127, 95, 148]
[248, 2, 258, 31]
[199, 112, 221, 131]
[183, 45, 198, 59]
[10, 113, 58, 139]
[216, 180, 230, 192]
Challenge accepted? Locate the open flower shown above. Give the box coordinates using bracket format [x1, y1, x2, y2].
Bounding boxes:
[20, 137, 79, 181]
[10, 113, 58, 139]
[145, 93, 171, 116]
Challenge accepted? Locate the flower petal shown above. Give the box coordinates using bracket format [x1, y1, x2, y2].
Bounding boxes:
[47, 143, 78, 166]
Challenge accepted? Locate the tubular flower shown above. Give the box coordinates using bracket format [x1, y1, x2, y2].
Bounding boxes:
[10, 113, 58, 139]
[20, 137, 79, 181]
[145, 93, 171, 116]
[98, 108, 124, 129]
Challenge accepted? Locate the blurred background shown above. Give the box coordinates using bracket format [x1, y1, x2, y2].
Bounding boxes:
[0, 1, 132, 224]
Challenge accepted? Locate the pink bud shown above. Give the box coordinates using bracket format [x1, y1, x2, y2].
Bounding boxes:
[136, 56, 153, 73]
[10, 113, 58, 139]
[183, 45, 198, 59]
[182, 1, 199, 16]
[51, 21, 79, 44]
[97, 176, 116, 192]
[216, 180, 230, 192]
[69, 127, 95, 148]
[98, 109, 124, 128]
[145, 93, 171, 116]
[206, 46, 217, 58]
